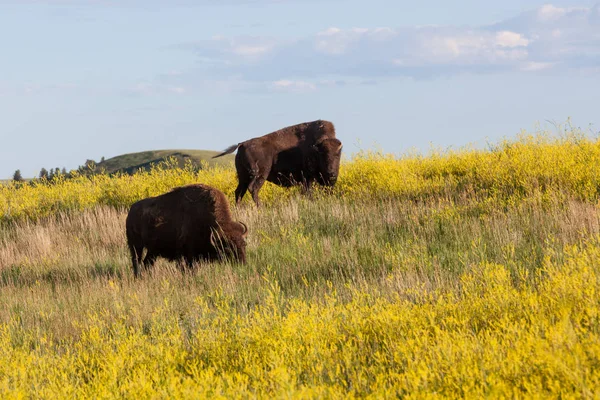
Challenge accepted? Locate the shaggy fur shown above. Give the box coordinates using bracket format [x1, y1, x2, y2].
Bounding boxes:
[125, 184, 248, 277]
[213, 120, 343, 206]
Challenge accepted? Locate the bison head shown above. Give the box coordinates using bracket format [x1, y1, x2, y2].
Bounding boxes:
[234, 221, 249, 263]
[212, 221, 248, 263]
[313, 138, 343, 186]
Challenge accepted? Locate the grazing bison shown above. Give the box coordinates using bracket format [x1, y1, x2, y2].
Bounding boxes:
[213, 119, 343, 206]
[125, 184, 248, 277]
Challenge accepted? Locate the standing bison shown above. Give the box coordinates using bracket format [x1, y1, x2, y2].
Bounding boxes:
[125, 184, 248, 277]
[213, 119, 343, 206]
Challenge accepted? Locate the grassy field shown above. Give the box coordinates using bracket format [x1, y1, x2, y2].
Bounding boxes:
[0, 131, 600, 397]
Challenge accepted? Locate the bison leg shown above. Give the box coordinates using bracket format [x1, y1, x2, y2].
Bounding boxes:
[128, 242, 144, 278]
[131, 253, 141, 278]
[248, 176, 266, 207]
[235, 180, 250, 206]
[142, 252, 158, 272]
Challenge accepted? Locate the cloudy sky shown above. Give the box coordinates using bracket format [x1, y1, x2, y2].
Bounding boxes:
[1, 1, 599, 178]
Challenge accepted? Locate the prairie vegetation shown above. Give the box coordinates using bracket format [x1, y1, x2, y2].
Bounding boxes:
[0, 131, 599, 397]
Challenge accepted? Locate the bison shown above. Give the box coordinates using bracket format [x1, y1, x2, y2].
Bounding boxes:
[125, 184, 248, 277]
[213, 119, 343, 206]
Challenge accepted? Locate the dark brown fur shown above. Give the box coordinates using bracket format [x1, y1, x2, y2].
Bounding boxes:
[213, 120, 343, 206]
[125, 184, 248, 277]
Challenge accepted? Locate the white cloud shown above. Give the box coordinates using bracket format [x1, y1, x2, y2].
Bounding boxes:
[422, 34, 489, 59]
[178, 35, 278, 62]
[350, 28, 529, 67]
[128, 83, 187, 96]
[537, 4, 567, 21]
[315, 27, 356, 55]
[318, 27, 342, 36]
[166, 3, 600, 90]
[314, 26, 399, 56]
[270, 80, 317, 93]
[520, 61, 555, 71]
[495, 31, 529, 48]
[232, 45, 272, 57]
[167, 86, 186, 94]
[352, 28, 369, 34]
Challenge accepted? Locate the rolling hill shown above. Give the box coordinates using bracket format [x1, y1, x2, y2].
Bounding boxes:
[91, 149, 234, 175]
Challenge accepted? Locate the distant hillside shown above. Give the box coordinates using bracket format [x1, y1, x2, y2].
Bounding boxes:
[91, 149, 234, 175]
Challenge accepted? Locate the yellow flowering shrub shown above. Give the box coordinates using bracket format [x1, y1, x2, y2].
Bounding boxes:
[0, 241, 598, 398]
[2, 131, 600, 222]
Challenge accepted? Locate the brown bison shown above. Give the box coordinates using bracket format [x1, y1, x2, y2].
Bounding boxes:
[125, 184, 248, 277]
[213, 119, 343, 206]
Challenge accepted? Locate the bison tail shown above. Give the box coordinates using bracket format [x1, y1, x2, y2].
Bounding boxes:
[212, 143, 240, 158]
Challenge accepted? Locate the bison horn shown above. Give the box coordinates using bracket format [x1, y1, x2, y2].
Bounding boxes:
[337, 143, 343, 153]
[239, 221, 248, 237]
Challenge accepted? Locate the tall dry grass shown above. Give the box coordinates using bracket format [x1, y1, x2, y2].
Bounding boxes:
[1, 130, 600, 396]
[0, 194, 598, 337]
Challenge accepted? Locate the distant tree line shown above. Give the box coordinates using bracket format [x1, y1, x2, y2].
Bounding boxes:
[11, 158, 107, 186]
[12, 170, 23, 182]
[9, 154, 199, 187]
[37, 167, 68, 181]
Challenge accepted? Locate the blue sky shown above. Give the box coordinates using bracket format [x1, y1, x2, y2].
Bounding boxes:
[1, 1, 599, 178]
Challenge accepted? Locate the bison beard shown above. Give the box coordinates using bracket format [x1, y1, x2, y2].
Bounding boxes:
[125, 184, 248, 277]
[213, 119, 343, 206]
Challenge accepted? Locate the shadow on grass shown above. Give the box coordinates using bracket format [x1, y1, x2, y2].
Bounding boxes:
[0, 261, 127, 288]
